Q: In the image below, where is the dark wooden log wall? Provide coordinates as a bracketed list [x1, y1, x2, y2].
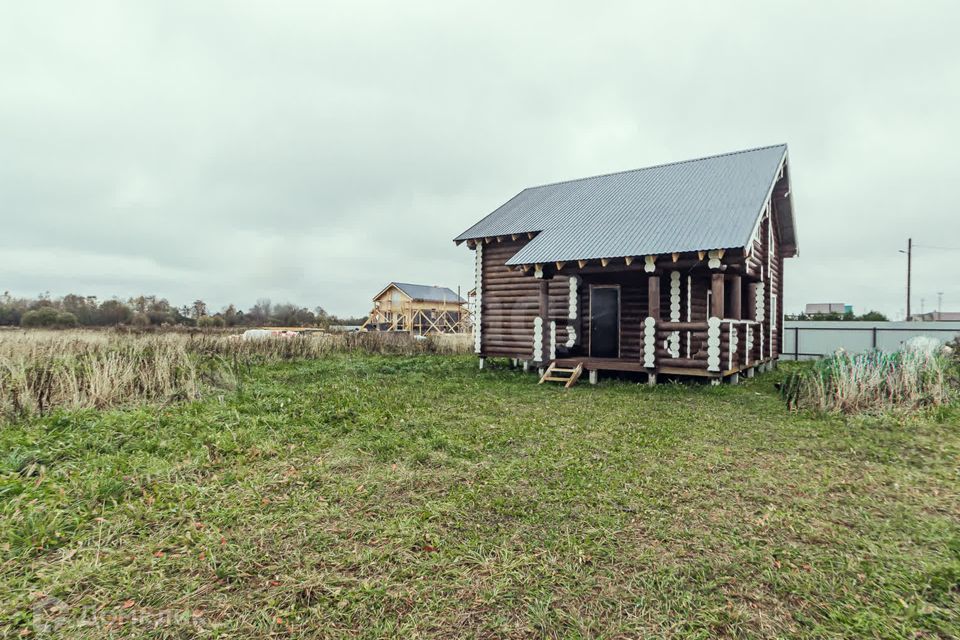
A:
[574, 272, 647, 360]
[659, 270, 710, 362]
[689, 274, 710, 322]
[770, 203, 784, 358]
[472, 208, 788, 367]
[478, 239, 569, 359]
[574, 268, 719, 362]
[753, 214, 769, 363]
[650, 270, 714, 324]
[741, 201, 785, 362]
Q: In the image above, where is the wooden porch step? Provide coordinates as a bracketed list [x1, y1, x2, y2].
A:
[538, 362, 584, 388]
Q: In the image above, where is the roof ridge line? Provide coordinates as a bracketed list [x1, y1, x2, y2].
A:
[525, 143, 788, 191]
[391, 281, 452, 287]
[392, 282, 461, 294]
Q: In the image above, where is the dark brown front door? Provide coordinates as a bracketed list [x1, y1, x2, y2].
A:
[590, 286, 619, 358]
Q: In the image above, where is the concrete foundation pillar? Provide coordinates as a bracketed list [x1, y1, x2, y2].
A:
[522, 360, 530, 373]
[588, 370, 598, 385]
[647, 373, 657, 387]
[478, 357, 485, 370]
[729, 373, 739, 385]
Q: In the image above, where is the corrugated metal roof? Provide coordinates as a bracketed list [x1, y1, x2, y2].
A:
[391, 282, 465, 303]
[453, 144, 792, 264]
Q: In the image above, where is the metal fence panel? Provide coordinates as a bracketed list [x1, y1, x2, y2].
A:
[782, 321, 960, 360]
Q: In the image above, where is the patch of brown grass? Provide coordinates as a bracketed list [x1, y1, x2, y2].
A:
[0, 330, 471, 420]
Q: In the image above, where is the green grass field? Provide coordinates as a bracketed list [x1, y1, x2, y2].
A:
[2, 355, 958, 638]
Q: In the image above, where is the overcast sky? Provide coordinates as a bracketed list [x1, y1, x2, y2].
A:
[2, 1, 958, 319]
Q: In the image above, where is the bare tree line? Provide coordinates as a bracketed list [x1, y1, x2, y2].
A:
[0, 292, 366, 329]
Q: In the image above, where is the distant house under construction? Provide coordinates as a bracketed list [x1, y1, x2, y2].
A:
[362, 282, 470, 335]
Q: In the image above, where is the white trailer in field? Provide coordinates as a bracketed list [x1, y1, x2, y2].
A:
[241, 329, 300, 340]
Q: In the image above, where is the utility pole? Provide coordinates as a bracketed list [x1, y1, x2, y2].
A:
[906, 238, 912, 321]
[938, 291, 944, 316]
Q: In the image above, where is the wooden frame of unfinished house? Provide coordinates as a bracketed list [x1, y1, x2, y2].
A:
[361, 282, 470, 335]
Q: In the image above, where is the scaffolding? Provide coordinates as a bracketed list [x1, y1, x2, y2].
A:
[361, 283, 471, 335]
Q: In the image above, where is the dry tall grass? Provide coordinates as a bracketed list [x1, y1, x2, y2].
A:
[0, 330, 471, 421]
[780, 348, 956, 414]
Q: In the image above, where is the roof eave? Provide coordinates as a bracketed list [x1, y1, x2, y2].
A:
[503, 245, 747, 267]
[742, 145, 798, 258]
[452, 188, 531, 243]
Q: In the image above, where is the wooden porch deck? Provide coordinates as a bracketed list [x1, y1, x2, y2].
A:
[550, 356, 775, 380]
[552, 357, 648, 373]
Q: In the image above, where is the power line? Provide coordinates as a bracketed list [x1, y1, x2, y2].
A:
[912, 244, 960, 252]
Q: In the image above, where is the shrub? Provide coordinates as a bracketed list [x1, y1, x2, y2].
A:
[20, 308, 79, 329]
[947, 335, 959, 361]
[20, 307, 61, 328]
[0, 304, 20, 326]
[55, 312, 78, 328]
[96, 300, 132, 325]
[131, 312, 151, 327]
[198, 315, 225, 328]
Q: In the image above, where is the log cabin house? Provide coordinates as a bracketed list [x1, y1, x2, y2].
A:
[361, 282, 470, 335]
[453, 144, 797, 385]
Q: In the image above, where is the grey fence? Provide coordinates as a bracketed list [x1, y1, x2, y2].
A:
[781, 321, 960, 361]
